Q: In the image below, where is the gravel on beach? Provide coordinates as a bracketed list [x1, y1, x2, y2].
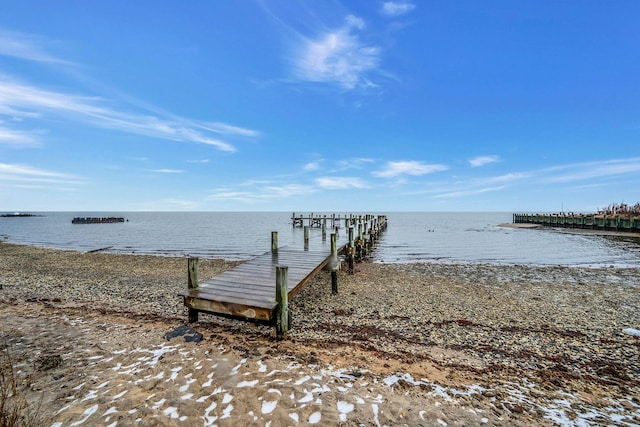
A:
[1, 241, 639, 425]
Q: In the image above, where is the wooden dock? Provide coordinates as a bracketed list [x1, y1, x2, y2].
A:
[179, 214, 387, 337]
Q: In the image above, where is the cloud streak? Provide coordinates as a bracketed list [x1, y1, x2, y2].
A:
[0, 29, 73, 65]
[541, 157, 640, 183]
[0, 162, 81, 185]
[381, 2, 416, 17]
[316, 176, 368, 189]
[208, 183, 315, 203]
[373, 160, 448, 178]
[0, 75, 258, 152]
[469, 155, 500, 168]
[0, 127, 42, 147]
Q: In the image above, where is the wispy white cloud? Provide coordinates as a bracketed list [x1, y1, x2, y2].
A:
[140, 198, 201, 211]
[373, 160, 448, 178]
[150, 169, 184, 174]
[0, 29, 260, 152]
[0, 29, 73, 65]
[208, 183, 315, 203]
[0, 162, 81, 185]
[334, 157, 375, 172]
[197, 122, 261, 138]
[304, 161, 321, 171]
[381, 2, 416, 17]
[426, 157, 640, 200]
[434, 186, 506, 199]
[316, 176, 368, 189]
[541, 157, 640, 183]
[469, 155, 500, 168]
[187, 159, 210, 164]
[0, 75, 258, 152]
[263, 184, 315, 197]
[476, 172, 530, 186]
[292, 15, 381, 90]
[0, 127, 41, 147]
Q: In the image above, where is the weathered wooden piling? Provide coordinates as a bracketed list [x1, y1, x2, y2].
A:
[275, 265, 289, 338]
[348, 226, 355, 274]
[271, 231, 278, 252]
[304, 225, 309, 249]
[187, 257, 199, 322]
[330, 233, 338, 294]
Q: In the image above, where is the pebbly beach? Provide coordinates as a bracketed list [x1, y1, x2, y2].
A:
[1, 241, 639, 426]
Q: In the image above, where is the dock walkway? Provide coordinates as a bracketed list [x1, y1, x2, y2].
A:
[179, 214, 387, 336]
[178, 244, 347, 323]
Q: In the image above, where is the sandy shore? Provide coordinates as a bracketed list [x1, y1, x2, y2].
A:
[1, 242, 639, 426]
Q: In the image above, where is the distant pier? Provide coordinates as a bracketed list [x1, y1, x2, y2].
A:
[513, 213, 640, 233]
[72, 217, 126, 224]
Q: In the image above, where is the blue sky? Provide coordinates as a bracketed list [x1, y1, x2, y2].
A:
[1, 1, 639, 212]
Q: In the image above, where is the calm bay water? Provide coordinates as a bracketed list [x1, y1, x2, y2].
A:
[1, 212, 640, 267]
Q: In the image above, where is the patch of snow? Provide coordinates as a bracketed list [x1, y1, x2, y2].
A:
[163, 406, 179, 419]
[179, 378, 197, 392]
[295, 375, 310, 385]
[298, 391, 314, 403]
[337, 401, 354, 422]
[308, 411, 321, 424]
[237, 379, 259, 388]
[221, 404, 234, 419]
[372, 403, 380, 427]
[623, 328, 640, 337]
[103, 407, 117, 416]
[151, 398, 166, 410]
[80, 389, 98, 402]
[111, 389, 128, 400]
[202, 372, 214, 387]
[262, 400, 278, 414]
[70, 404, 98, 426]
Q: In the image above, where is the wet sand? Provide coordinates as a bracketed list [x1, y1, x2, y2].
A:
[1, 242, 639, 426]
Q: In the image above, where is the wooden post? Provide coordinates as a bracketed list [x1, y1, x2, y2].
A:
[304, 225, 309, 249]
[275, 265, 289, 338]
[187, 257, 199, 323]
[271, 231, 278, 252]
[322, 218, 327, 240]
[330, 233, 338, 294]
[348, 226, 355, 274]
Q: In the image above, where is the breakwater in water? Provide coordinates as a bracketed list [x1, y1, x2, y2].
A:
[72, 217, 126, 224]
[513, 213, 640, 233]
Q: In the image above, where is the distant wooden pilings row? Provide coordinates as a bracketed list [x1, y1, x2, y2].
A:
[292, 212, 381, 229]
[71, 217, 126, 224]
[513, 213, 640, 232]
[293, 213, 388, 266]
